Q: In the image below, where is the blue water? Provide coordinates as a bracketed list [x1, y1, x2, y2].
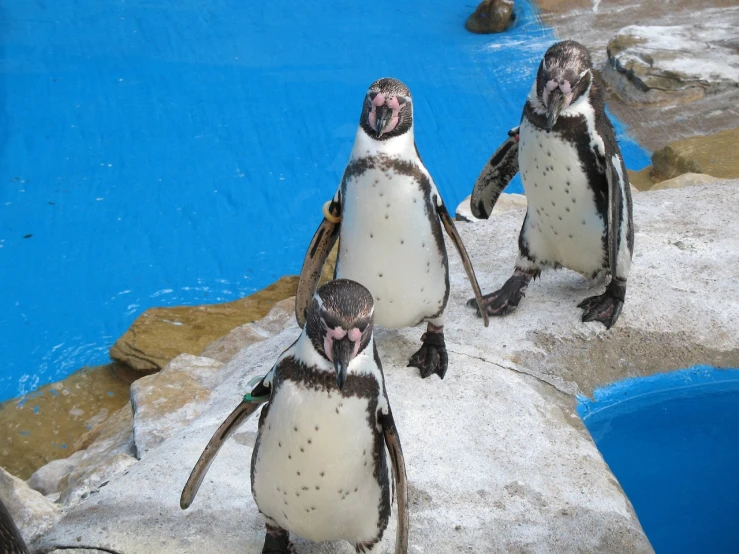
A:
[579, 366, 739, 554]
[0, 0, 650, 401]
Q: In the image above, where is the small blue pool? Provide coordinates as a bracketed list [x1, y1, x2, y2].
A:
[579, 366, 739, 554]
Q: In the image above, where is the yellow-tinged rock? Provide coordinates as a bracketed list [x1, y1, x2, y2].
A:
[651, 128, 739, 182]
[109, 275, 300, 372]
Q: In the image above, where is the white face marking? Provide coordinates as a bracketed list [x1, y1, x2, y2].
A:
[518, 118, 606, 276]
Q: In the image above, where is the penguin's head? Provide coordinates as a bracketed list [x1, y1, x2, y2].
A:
[536, 40, 593, 131]
[305, 279, 375, 389]
[360, 78, 413, 140]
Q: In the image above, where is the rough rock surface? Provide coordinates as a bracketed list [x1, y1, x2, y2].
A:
[604, 19, 739, 106]
[455, 182, 739, 395]
[31, 327, 652, 554]
[0, 468, 62, 546]
[650, 128, 739, 182]
[131, 355, 223, 458]
[29, 183, 739, 553]
[649, 173, 723, 190]
[109, 275, 299, 372]
[534, 0, 739, 151]
[201, 297, 296, 363]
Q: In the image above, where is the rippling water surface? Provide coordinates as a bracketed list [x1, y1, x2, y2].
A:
[0, 0, 649, 401]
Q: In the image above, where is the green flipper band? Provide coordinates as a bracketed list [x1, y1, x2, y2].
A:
[243, 374, 270, 404]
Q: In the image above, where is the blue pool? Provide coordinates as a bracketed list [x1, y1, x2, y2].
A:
[579, 366, 739, 554]
[0, 0, 649, 401]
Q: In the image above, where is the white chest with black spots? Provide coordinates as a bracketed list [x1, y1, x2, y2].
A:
[252, 380, 386, 544]
[518, 118, 606, 276]
[337, 158, 447, 329]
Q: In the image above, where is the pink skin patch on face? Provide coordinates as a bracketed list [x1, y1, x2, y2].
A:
[543, 79, 574, 110]
[322, 322, 362, 361]
[367, 93, 403, 136]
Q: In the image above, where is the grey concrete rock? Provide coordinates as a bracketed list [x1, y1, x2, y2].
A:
[0, 467, 62, 546]
[58, 452, 138, 507]
[201, 297, 296, 364]
[31, 324, 652, 553]
[604, 18, 739, 106]
[454, 181, 739, 395]
[31, 181, 739, 553]
[27, 450, 86, 496]
[131, 354, 222, 458]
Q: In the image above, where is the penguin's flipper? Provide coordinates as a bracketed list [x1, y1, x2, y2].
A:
[296, 199, 342, 328]
[578, 154, 630, 328]
[381, 408, 409, 554]
[180, 388, 269, 509]
[437, 202, 489, 327]
[470, 127, 520, 219]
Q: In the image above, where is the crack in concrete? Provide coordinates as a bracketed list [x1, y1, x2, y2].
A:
[446, 345, 579, 397]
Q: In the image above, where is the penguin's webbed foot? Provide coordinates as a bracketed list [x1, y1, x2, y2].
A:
[408, 326, 448, 379]
[467, 268, 537, 317]
[262, 524, 295, 554]
[578, 279, 626, 329]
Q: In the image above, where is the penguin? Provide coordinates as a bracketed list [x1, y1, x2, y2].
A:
[296, 77, 489, 380]
[181, 279, 409, 554]
[468, 40, 634, 328]
[0, 498, 29, 554]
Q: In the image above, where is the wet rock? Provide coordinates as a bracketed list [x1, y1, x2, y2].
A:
[0, 467, 62, 545]
[465, 0, 515, 34]
[110, 275, 299, 372]
[651, 128, 739, 182]
[604, 21, 739, 106]
[0, 363, 132, 481]
[626, 167, 654, 192]
[130, 355, 222, 458]
[28, 404, 136, 509]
